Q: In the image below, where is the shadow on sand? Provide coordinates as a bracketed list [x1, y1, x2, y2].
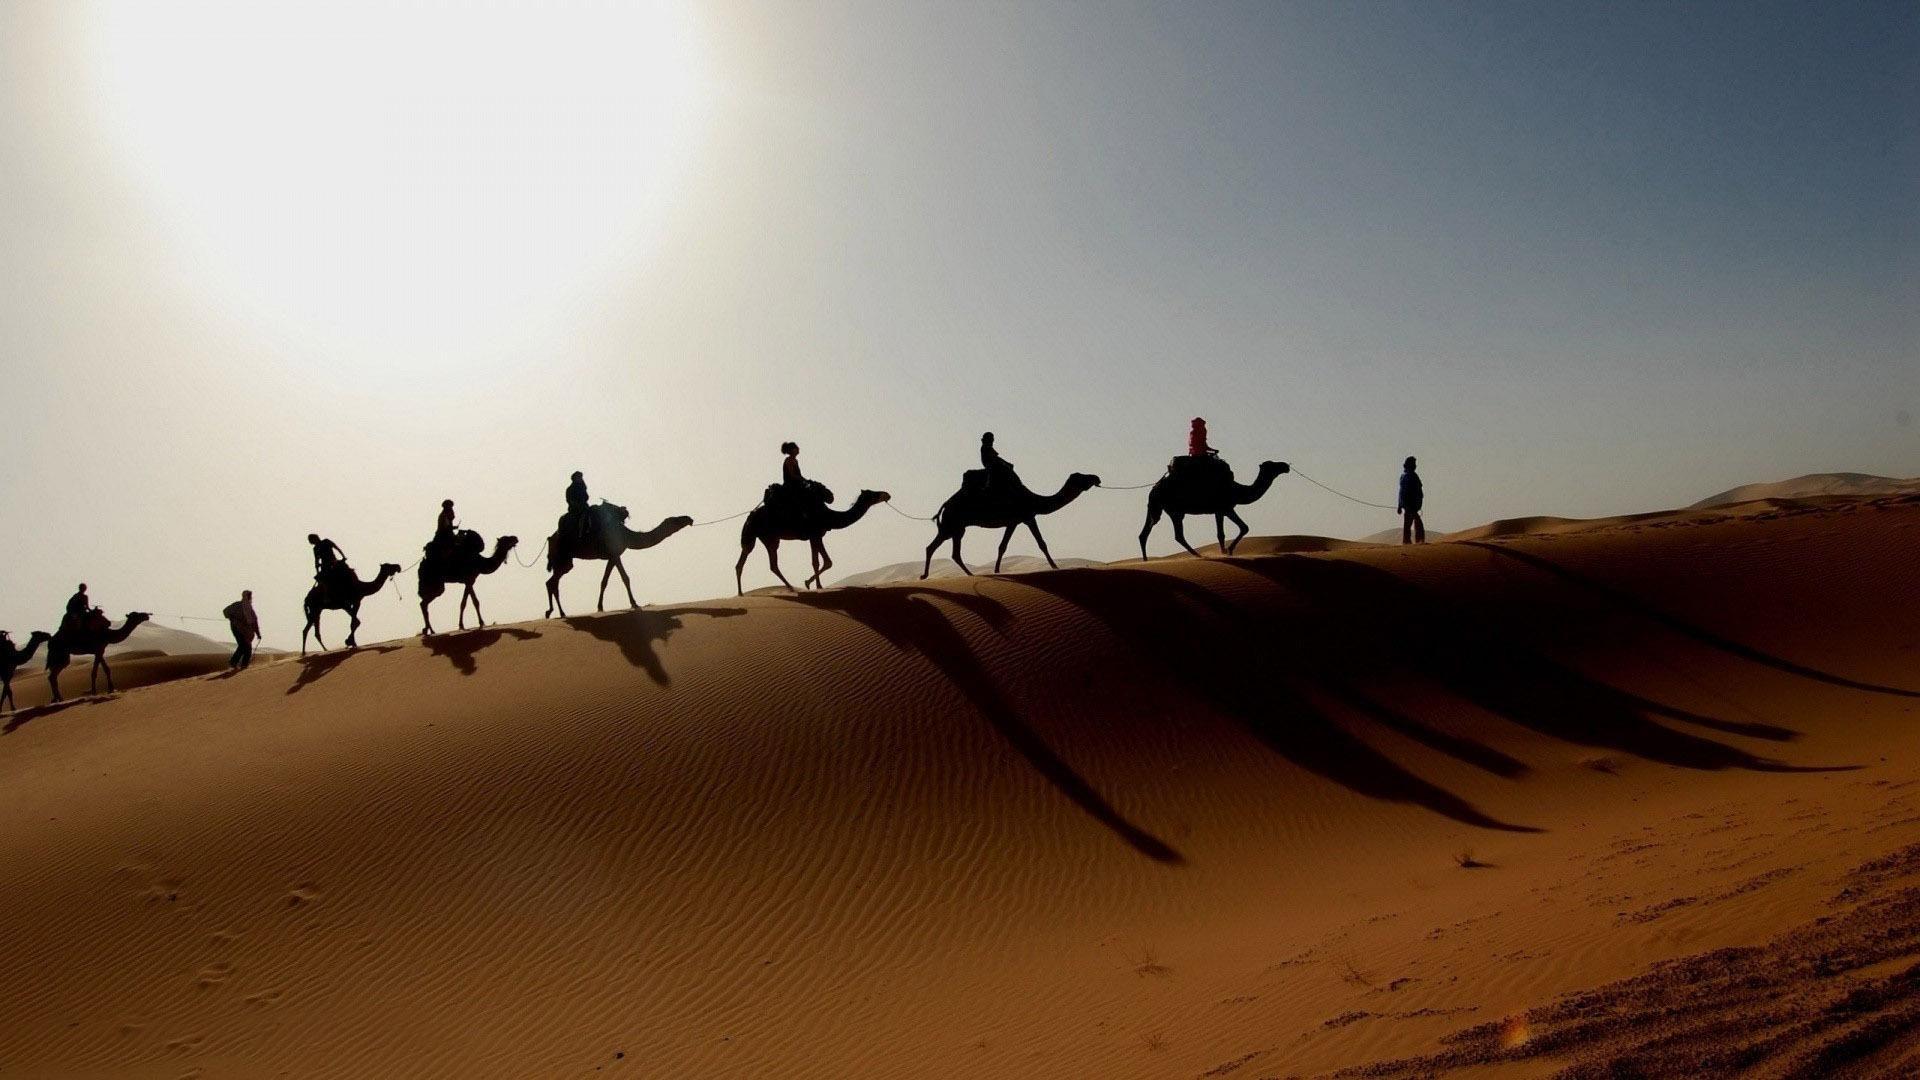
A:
[1012, 568, 1542, 834]
[1214, 556, 1853, 775]
[425, 627, 542, 676]
[560, 607, 748, 685]
[780, 587, 1187, 866]
[1460, 540, 1920, 699]
[287, 646, 401, 696]
[3, 695, 110, 735]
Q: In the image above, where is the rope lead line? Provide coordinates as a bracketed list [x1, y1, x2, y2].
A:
[884, 502, 938, 522]
[1290, 468, 1397, 511]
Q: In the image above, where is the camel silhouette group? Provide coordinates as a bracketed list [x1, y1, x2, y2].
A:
[3, 441, 1301, 697]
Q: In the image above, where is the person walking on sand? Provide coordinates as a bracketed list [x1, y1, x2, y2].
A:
[223, 589, 262, 670]
[1398, 455, 1426, 544]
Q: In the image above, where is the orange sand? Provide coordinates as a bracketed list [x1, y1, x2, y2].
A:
[1, 494, 1916, 1077]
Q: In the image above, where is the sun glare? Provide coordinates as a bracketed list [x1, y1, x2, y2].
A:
[85, 1, 707, 361]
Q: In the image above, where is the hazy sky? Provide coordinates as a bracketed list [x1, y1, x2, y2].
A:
[2, 0, 1915, 649]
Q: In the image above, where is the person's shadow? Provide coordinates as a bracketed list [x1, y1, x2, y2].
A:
[780, 586, 1187, 865]
[425, 627, 542, 676]
[561, 606, 747, 685]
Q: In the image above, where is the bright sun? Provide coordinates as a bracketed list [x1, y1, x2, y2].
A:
[85, 1, 707, 359]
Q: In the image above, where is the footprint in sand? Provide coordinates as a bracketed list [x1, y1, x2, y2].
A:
[194, 962, 233, 989]
[244, 987, 285, 1007]
[285, 883, 321, 908]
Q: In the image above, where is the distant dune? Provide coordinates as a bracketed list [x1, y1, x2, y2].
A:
[2, 492, 1917, 1076]
[1689, 471, 1920, 509]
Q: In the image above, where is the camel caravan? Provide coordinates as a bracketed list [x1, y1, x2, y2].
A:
[5, 421, 1305, 703]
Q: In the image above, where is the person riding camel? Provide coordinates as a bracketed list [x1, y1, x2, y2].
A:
[775, 441, 828, 518]
[309, 534, 347, 591]
[60, 583, 90, 637]
[966, 432, 1019, 495]
[566, 472, 591, 539]
[1188, 417, 1217, 458]
[430, 500, 459, 560]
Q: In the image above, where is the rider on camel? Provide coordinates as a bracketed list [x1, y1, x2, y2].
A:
[61, 583, 91, 637]
[309, 534, 347, 589]
[566, 472, 590, 539]
[1189, 417, 1217, 458]
[966, 432, 1019, 495]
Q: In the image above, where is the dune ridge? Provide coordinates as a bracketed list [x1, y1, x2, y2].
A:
[0, 495, 1916, 1077]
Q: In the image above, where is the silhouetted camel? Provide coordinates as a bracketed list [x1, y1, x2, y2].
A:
[302, 563, 402, 655]
[417, 532, 519, 634]
[46, 612, 150, 702]
[736, 488, 891, 594]
[1, 631, 51, 712]
[922, 472, 1101, 578]
[1139, 459, 1289, 559]
[544, 502, 693, 618]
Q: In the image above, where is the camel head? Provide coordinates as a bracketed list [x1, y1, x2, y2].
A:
[125, 612, 152, 628]
[494, 535, 520, 553]
[1258, 461, 1291, 477]
[854, 490, 892, 508]
[1067, 472, 1102, 492]
[667, 515, 695, 529]
[29, 630, 52, 643]
[378, 562, 404, 577]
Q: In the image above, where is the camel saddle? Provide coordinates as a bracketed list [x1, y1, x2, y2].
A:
[424, 528, 484, 562]
[763, 480, 835, 514]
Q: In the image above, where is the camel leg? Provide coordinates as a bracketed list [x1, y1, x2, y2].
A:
[597, 560, 617, 612]
[994, 526, 1016, 573]
[950, 532, 971, 576]
[546, 568, 567, 619]
[346, 604, 360, 649]
[1138, 503, 1164, 561]
[813, 542, 833, 588]
[1225, 509, 1250, 555]
[1026, 519, 1056, 569]
[1215, 514, 1227, 552]
[465, 585, 486, 628]
[1, 676, 10, 713]
[611, 557, 638, 610]
[764, 539, 798, 592]
[735, 541, 754, 597]
[1169, 513, 1202, 558]
[922, 526, 951, 580]
[421, 598, 435, 637]
[47, 663, 61, 704]
[94, 653, 115, 695]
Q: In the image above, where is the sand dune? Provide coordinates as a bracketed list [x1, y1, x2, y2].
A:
[1691, 471, 1920, 509]
[1, 494, 1917, 1077]
[835, 554, 1104, 587]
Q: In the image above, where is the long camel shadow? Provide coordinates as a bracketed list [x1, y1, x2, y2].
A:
[1460, 540, 1920, 699]
[3, 696, 109, 735]
[1012, 568, 1539, 833]
[560, 606, 747, 686]
[1223, 556, 1851, 774]
[778, 587, 1186, 865]
[425, 627, 542, 676]
[287, 646, 401, 696]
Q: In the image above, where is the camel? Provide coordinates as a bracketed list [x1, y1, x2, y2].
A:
[2, 631, 51, 712]
[735, 486, 892, 595]
[544, 502, 693, 618]
[302, 563, 402, 655]
[1138, 458, 1290, 559]
[417, 532, 519, 635]
[45, 612, 151, 702]
[921, 472, 1101, 578]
